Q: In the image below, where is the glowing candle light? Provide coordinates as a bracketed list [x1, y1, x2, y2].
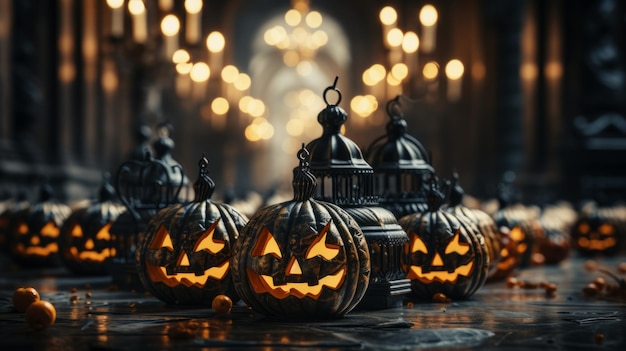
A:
[161, 15, 180, 60]
[159, 0, 173, 11]
[206, 31, 225, 74]
[185, 0, 202, 45]
[128, 0, 147, 43]
[190, 62, 210, 101]
[106, 0, 124, 38]
[419, 4, 438, 54]
[445, 59, 464, 102]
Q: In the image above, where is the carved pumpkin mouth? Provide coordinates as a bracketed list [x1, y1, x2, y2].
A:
[69, 247, 113, 262]
[247, 267, 346, 299]
[17, 243, 58, 256]
[146, 260, 230, 288]
[578, 237, 617, 250]
[407, 262, 474, 284]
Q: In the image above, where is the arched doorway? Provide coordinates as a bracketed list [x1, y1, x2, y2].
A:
[244, 5, 351, 193]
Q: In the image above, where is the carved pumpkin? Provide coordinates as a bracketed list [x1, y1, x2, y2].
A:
[0, 190, 29, 253]
[399, 181, 488, 300]
[445, 174, 503, 280]
[571, 205, 625, 256]
[9, 185, 71, 267]
[493, 204, 542, 267]
[59, 178, 126, 275]
[136, 156, 248, 305]
[231, 147, 370, 319]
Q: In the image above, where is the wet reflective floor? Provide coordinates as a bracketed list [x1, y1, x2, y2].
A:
[1, 254, 624, 350]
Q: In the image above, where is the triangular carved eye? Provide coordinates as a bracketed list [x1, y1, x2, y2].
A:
[71, 224, 83, 238]
[577, 222, 590, 234]
[410, 233, 428, 254]
[40, 222, 60, 238]
[444, 230, 470, 255]
[194, 219, 225, 254]
[305, 221, 340, 260]
[96, 223, 113, 240]
[252, 227, 282, 259]
[150, 224, 174, 251]
[599, 223, 614, 236]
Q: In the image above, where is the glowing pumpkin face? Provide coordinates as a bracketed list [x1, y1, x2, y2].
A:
[137, 155, 247, 306]
[145, 219, 231, 288]
[13, 221, 60, 258]
[231, 146, 370, 319]
[407, 230, 475, 284]
[573, 218, 618, 254]
[399, 207, 488, 301]
[247, 221, 347, 300]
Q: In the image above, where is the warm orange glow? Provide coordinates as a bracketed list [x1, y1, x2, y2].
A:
[408, 261, 474, 284]
[578, 237, 617, 250]
[40, 222, 60, 238]
[410, 234, 428, 254]
[252, 228, 282, 259]
[509, 227, 525, 242]
[146, 260, 230, 288]
[444, 231, 470, 255]
[577, 222, 590, 234]
[71, 224, 83, 237]
[150, 225, 174, 251]
[286, 256, 303, 276]
[599, 223, 615, 235]
[194, 220, 225, 254]
[248, 267, 346, 300]
[96, 223, 113, 240]
[305, 222, 339, 260]
[17, 222, 28, 235]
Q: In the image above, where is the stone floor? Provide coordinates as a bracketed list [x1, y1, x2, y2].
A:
[0, 253, 624, 350]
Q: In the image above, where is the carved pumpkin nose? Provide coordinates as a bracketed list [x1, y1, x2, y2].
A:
[85, 239, 95, 250]
[286, 256, 302, 276]
[30, 236, 40, 245]
[431, 253, 444, 266]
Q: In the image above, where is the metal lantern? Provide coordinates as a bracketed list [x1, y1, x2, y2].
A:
[366, 95, 434, 219]
[108, 127, 190, 289]
[305, 78, 410, 309]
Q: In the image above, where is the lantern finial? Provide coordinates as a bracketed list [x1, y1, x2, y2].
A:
[293, 144, 317, 201]
[426, 176, 445, 212]
[194, 154, 216, 201]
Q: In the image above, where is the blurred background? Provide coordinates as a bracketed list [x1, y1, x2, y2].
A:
[0, 0, 624, 207]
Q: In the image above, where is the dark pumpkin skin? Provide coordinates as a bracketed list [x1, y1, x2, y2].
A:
[231, 198, 370, 319]
[399, 209, 489, 300]
[232, 145, 370, 319]
[59, 200, 125, 275]
[448, 205, 503, 280]
[136, 200, 247, 305]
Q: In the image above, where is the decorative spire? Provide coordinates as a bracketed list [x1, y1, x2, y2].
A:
[318, 76, 347, 134]
[98, 172, 117, 202]
[447, 172, 464, 207]
[292, 144, 317, 201]
[193, 154, 216, 201]
[425, 176, 445, 212]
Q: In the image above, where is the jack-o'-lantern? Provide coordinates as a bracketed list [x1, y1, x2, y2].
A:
[0, 190, 29, 253]
[9, 184, 71, 267]
[571, 208, 622, 255]
[136, 156, 248, 305]
[231, 146, 370, 319]
[493, 204, 542, 267]
[446, 174, 503, 280]
[399, 181, 488, 300]
[59, 178, 125, 275]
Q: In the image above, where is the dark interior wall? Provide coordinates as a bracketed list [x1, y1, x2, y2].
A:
[0, 0, 625, 205]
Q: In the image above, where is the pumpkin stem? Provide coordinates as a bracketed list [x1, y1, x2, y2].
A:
[194, 154, 216, 202]
[292, 144, 317, 201]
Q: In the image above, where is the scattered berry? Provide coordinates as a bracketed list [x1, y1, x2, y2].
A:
[212, 295, 233, 314]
